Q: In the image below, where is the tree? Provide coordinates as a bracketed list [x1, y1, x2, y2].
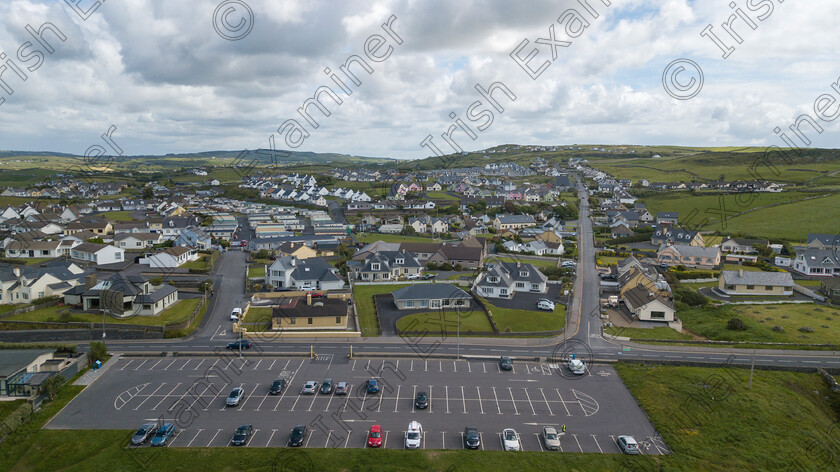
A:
[673, 287, 707, 307]
[726, 317, 747, 331]
[40, 374, 65, 400]
[88, 341, 108, 367]
[142, 187, 153, 199]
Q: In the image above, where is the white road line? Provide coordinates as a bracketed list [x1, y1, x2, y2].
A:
[410, 360, 414, 372]
[267, 429, 277, 447]
[412, 385, 417, 413]
[324, 390, 336, 412]
[187, 383, 214, 412]
[186, 429, 204, 447]
[290, 395, 301, 412]
[152, 383, 182, 410]
[592, 435, 603, 453]
[254, 392, 271, 411]
[425, 360, 428, 372]
[483, 362, 487, 374]
[394, 385, 401, 413]
[150, 359, 163, 370]
[508, 387, 519, 415]
[268, 359, 277, 370]
[192, 359, 205, 371]
[441, 431, 446, 449]
[344, 431, 352, 448]
[133, 360, 148, 371]
[492, 387, 502, 414]
[453, 361, 457, 373]
[535, 433, 544, 452]
[523, 388, 536, 415]
[283, 359, 291, 369]
[572, 433, 582, 452]
[428, 385, 433, 413]
[119, 359, 133, 370]
[238, 384, 259, 410]
[253, 359, 262, 370]
[539, 388, 554, 416]
[445, 386, 450, 414]
[207, 428, 222, 447]
[205, 383, 228, 411]
[383, 431, 389, 449]
[133, 383, 166, 410]
[323, 431, 331, 448]
[352, 359, 357, 370]
[556, 389, 571, 416]
[461, 386, 467, 414]
[307, 393, 318, 412]
[476, 387, 485, 414]
[439, 361, 443, 372]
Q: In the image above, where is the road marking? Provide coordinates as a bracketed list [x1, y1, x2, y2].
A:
[150, 359, 163, 370]
[525, 363, 531, 375]
[476, 387, 484, 414]
[453, 360, 457, 372]
[265, 428, 277, 447]
[483, 362, 487, 374]
[366, 360, 370, 371]
[282, 359, 290, 369]
[133, 383, 165, 410]
[377, 389, 383, 413]
[186, 429, 203, 447]
[192, 359, 205, 371]
[383, 430, 389, 448]
[133, 359, 148, 370]
[539, 388, 554, 416]
[412, 385, 417, 413]
[428, 385, 433, 413]
[511, 363, 516, 374]
[467, 361, 471, 373]
[556, 389, 572, 416]
[207, 428, 222, 447]
[508, 387, 519, 415]
[352, 359, 357, 370]
[344, 431, 352, 448]
[535, 433, 544, 452]
[290, 395, 301, 412]
[592, 435, 603, 453]
[152, 383, 181, 410]
[187, 383, 215, 412]
[439, 361, 443, 372]
[324, 390, 336, 412]
[307, 392, 318, 412]
[425, 360, 428, 372]
[394, 385, 401, 413]
[323, 430, 331, 448]
[238, 384, 259, 410]
[492, 386, 502, 414]
[304, 431, 313, 448]
[572, 433, 582, 452]
[479, 432, 485, 450]
[179, 359, 191, 370]
[523, 388, 537, 415]
[461, 386, 467, 414]
[342, 386, 352, 412]
[410, 360, 414, 372]
[163, 359, 178, 370]
[359, 392, 367, 412]
[205, 383, 228, 411]
[441, 431, 446, 449]
[254, 391, 271, 411]
[253, 359, 262, 370]
[445, 386, 450, 414]
[268, 359, 277, 370]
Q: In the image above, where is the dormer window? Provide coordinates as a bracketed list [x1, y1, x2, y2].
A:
[396, 258, 404, 265]
[488, 276, 498, 283]
[520, 271, 528, 277]
[371, 263, 380, 271]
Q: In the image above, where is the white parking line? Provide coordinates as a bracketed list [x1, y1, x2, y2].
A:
[441, 431, 446, 449]
[307, 393, 318, 412]
[304, 432, 313, 448]
[163, 359, 178, 370]
[492, 387, 502, 414]
[425, 360, 428, 372]
[205, 383, 228, 411]
[323, 431, 331, 448]
[187, 383, 215, 412]
[535, 433, 544, 451]
[523, 388, 536, 415]
[412, 385, 417, 413]
[133, 382, 166, 410]
[253, 359, 262, 370]
[453, 361, 457, 373]
[359, 392, 367, 412]
[467, 361, 472, 373]
[133, 360, 148, 371]
[445, 386, 450, 414]
[572, 433, 582, 452]
[428, 385, 433, 413]
[410, 360, 414, 372]
[525, 363, 531, 375]
[555, 389, 571, 416]
[150, 359, 163, 370]
[508, 387, 519, 415]
[479, 432, 485, 450]
[342, 386, 352, 412]
[439, 361, 443, 372]
[267, 429, 278, 447]
[238, 384, 259, 410]
[178, 359, 190, 370]
[344, 431, 352, 448]
[119, 359, 133, 370]
[383, 431, 389, 448]
[609, 434, 623, 453]
[352, 359, 357, 370]
[192, 359, 205, 371]
[461, 386, 467, 414]
[186, 429, 203, 447]
[290, 395, 301, 412]
[152, 383, 182, 410]
[268, 359, 277, 370]
[394, 385, 401, 413]
[254, 391, 271, 411]
[539, 388, 554, 416]
[476, 387, 484, 414]
[592, 435, 603, 453]
[207, 428, 222, 447]
[483, 362, 487, 374]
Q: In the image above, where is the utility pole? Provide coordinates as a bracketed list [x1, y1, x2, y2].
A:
[456, 306, 460, 360]
[749, 349, 755, 390]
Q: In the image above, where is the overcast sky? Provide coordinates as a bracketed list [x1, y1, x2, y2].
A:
[0, 0, 838, 160]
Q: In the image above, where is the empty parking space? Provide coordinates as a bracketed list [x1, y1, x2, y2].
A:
[49, 356, 665, 454]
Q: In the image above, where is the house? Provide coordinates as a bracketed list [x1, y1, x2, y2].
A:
[492, 214, 536, 231]
[391, 283, 471, 310]
[820, 277, 840, 304]
[174, 228, 212, 250]
[610, 224, 634, 239]
[69, 242, 125, 265]
[656, 212, 679, 225]
[428, 244, 483, 270]
[657, 244, 721, 270]
[426, 182, 442, 191]
[791, 248, 840, 277]
[347, 250, 423, 281]
[619, 266, 670, 298]
[475, 261, 548, 298]
[651, 226, 704, 247]
[408, 216, 449, 234]
[719, 237, 769, 254]
[113, 233, 163, 250]
[623, 285, 676, 322]
[0, 261, 86, 305]
[718, 269, 794, 296]
[70, 273, 179, 316]
[138, 246, 199, 268]
[554, 175, 572, 190]
[265, 256, 344, 290]
[4, 239, 64, 259]
[271, 296, 349, 331]
[807, 233, 840, 249]
[277, 242, 317, 260]
[0, 349, 59, 397]
[397, 242, 442, 262]
[63, 218, 113, 236]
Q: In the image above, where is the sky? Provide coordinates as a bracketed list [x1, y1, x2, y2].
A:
[0, 0, 838, 160]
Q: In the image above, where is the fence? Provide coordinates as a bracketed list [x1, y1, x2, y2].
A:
[471, 295, 499, 334]
[0, 299, 62, 320]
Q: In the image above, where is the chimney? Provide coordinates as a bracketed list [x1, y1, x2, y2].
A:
[306, 292, 312, 306]
[85, 273, 97, 289]
[739, 268, 743, 277]
[13, 267, 21, 278]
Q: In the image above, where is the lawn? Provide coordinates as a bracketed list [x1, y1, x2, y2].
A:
[481, 298, 566, 333]
[3, 364, 837, 471]
[491, 255, 558, 269]
[606, 325, 694, 340]
[595, 256, 623, 267]
[0, 257, 55, 265]
[0, 399, 25, 423]
[100, 211, 135, 222]
[356, 233, 445, 244]
[5, 298, 202, 327]
[181, 254, 213, 272]
[248, 265, 265, 278]
[352, 283, 411, 336]
[722, 263, 763, 272]
[707, 193, 840, 241]
[424, 191, 459, 202]
[395, 309, 493, 334]
[680, 303, 840, 346]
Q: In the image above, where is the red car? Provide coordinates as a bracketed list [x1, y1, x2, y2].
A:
[367, 425, 382, 448]
[307, 292, 326, 299]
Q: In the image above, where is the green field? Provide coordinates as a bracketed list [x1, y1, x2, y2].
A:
[424, 191, 459, 201]
[4, 298, 202, 327]
[248, 265, 265, 278]
[492, 256, 558, 269]
[352, 283, 412, 336]
[356, 233, 445, 244]
[396, 309, 493, 334]
[482, 298, 566, 333]
[680, 303, 840, 346]
[606, 325, 694, 340]
[100, 211, 135, 222]
[0, 399, 25, 423]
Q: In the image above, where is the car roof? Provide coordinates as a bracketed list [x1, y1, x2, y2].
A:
[408, 421, 421, 429]
[619, 435, 638, 444]
[370, 425, 381, 431]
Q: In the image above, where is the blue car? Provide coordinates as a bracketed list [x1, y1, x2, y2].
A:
[366, 379, 380, 394]
[150, 423, 175, 446]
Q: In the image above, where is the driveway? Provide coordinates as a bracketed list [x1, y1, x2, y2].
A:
[485, 284, 565, 311]
[374, 294, 484, 336]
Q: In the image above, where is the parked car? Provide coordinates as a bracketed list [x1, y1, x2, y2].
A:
[464, 426, 480, 449]
[288, 424, 307, 447]
[150, 423, 175, 447]
[367, 424, 383, 448]
[542, 426, 562, 450]
[320, 378, 334, 394]
[299, 284, 314, 291]
[405, 421, 423, 449]
[568, 354, 586, 375]
[537, 300, 555, 311]
[406, 273, 420, 280]
[268, 379, 287, 395]
[617, 435, 640, 454]
[307, 292, 325, 298]
[499, 356, 513, 371]
[230, 307, 242, 321]
[422, 273, 437, 280]
[366, 379, 380, 394]
[231, 424, 253, 446]
[301, 381, 318, 395]
[130, 423, 157, 445]
[335, 381, 349, 395]
[225, 339, 251, 350]
[226, 387, 244, 406]
[415, 391, 429, 409]
[502, 428, 520, 451]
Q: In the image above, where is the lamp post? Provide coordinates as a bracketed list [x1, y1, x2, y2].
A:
[456, 305, 460, 360]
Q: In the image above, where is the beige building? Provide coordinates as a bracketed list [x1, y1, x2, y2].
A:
[657, 244, 720, 270]
[718, 269, 794, 296]
[271, 296, 349, 330]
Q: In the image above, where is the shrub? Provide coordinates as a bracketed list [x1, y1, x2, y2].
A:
[88, 341, 108, 366]
[674, 288, 708, 307]
[772, 326, 784, 333]
[799, 327, 814, 333]
[727, 317, 748, 331]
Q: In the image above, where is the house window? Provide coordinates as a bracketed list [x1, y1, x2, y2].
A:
[419, 300, 428, 308]
[290, 318, 296, 325]
[38, 292, 44, 298]
[405, 301, 414, 308]
[488, 276, 498, 283]
[765, 286, 774, 291]
[746, 285, 755, 290]
[396, 258, 404, 265]
[499, 289, 508, 296]
[650, 311, 666, 319]
[371, 263, 380, 271]
[520, 271, 528, 277]
[515, 282, 525, 288]
[308, 318, 313, 325]
[726, 285, 735, 290]
[336, 317, 341, 324]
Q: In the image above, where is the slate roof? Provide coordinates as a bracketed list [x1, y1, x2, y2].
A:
[134, 284, 178, 304]
[392, 283, 471, 301]
[477, 261, 547, 289]
[720, 270, 794, 287]
[623, 285, 674, 311]
[0, 350, 52, 378]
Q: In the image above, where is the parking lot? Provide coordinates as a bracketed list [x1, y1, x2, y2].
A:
[47, 354, 667, 454]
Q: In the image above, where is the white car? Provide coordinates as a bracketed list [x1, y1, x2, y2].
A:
[405, 421, 423, 449]
[406, 273, 420, 280]
[568, 354, 586, 375]
[537, 300, 555, 311]
[230, 307, 242, 321]
[502, 428, 520, 451]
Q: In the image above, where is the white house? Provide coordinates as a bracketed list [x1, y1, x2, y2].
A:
[265, 256, 345, 291]
[69, 242, 125, 265]
[139, 246, 199, 269]
[623, 285, 675, 322]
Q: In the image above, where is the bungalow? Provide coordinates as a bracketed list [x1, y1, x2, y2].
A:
[392, 283, 471, 310]
[271, 296, 349, 331]
[807, 233, 840, 249]
[138, 246, 198, 269]
[63, 219, 113, 236]
[623, 285, 676, 322]
[73, 273, 179, 316]
[820, 277, 840, 304]
[719, 237, 769, 254]
[718, 269, 794, 296]
[276, 241, 317, 260]
[791, 248, 840, 277]
[610, 224, 634, 239]
[174, 228, 212, 250]
[70, 242, 125, 265]
[428, 245, 483, 270]
[657, 244, 721, 270]
[4, 239, 64, 259]
[493, 214, 536, 231]
[475, 261, 548, 298]
[651, 226, 704, 247]
[656, 212, 679, 225]
[0, 261, 85, 305]
[114, 233, 163, 250]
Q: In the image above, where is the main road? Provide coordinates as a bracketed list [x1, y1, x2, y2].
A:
[96, 179, 840, 372]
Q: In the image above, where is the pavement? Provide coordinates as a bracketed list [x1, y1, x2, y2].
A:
[73, 354, 121, 386]
[487, 285, 565, 311]
[375, 296, 485, 336]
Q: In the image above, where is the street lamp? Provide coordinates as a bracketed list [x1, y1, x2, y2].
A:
[456, 305, 460, 359]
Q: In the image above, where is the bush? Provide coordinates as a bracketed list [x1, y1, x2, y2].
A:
[674, 288, 708, 307]
[727, 317, 748, 331]
[88, 341, 108, 367]
[799, 326, 814, 333]
[149, 277, 163, 286]
[58, 311, 72, 323]
[772, 326, 784, 333]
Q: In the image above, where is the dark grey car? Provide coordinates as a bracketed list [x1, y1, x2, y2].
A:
[130, 423, 157, 445]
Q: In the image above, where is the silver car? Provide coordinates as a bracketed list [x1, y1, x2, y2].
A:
[301, 380, 318, 394]
[542, 426, 561, 451]
[617, 435, 640, 455]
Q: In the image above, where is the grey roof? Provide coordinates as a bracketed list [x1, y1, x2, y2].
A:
[807, 233, 840, 247]
[495, 214, 535, 225]
[0, 349, 52, 378]
[392, 283, 470, 301]
[269, 256, 342, 283]
[659, 244, 720, 259]
[624, 285, 674, 311]
[134, 284, 178, 304]
[652, 226, 698, 244]
[358, 250, 422, 273]
[796, 248, 840, 268]
[0, 261, 85, 283]
[720, 270, 794, 287]
[477, 261, 547, 289]
[657, 212, 678, 218]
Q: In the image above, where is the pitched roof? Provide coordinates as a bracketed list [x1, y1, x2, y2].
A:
[659, 244, 719, 258]
[720, 270, 794, 287]
[623, 285, 674, 312]
[392, 283, 471, 301]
